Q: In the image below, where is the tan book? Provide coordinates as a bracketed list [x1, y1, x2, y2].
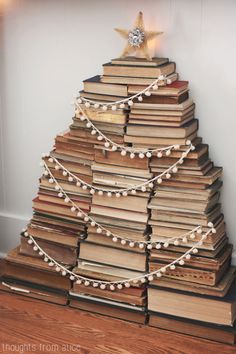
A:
[148, 280, 236, 326]
[126, 119, 198, 138]
[79, 242, 147, 271]
[128, 80, 189, 96]
[75, 260, 145, 283]
[128, 115, 193, 127]
[26, 224, 80, 247]
[150, 244, 232, 272]
[83, 75, 128, 97]
[92, 193, 148, 213]
[150, 204, 222, 226]
[149, 192, 220, 213]
[149, 266, 236, 298]
[90, 204, 148, 224]
[94, 146, 149, 170]
[3, 247, 71, 290]
[72, 283, 146, 306]
[124, 131, 197, 146]
[101, 72, 178, 85]
[111, 57, 169, 67]
[69, 293, 146, 324]
[103, 62, 176, 78]
[20, 236, 77, 266]
[92, 162, 152, 179]
[132, 98, 193, 111]
[75, 105, 127, 125]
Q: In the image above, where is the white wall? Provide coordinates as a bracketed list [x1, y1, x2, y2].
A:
[0, 0, 236, 262]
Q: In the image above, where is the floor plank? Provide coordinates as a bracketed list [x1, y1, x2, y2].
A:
[0, 291, 235, 354]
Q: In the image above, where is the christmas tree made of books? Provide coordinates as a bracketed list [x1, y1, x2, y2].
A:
[1, 12, 236, 345]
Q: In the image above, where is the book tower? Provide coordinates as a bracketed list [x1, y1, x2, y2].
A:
[1, 13, 236, 345]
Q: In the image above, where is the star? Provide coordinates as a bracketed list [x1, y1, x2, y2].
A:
[114, 12, 163, 61]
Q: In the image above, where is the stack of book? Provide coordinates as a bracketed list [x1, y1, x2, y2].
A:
[1, 55, 235, 344]
[141, 82, 236, 344]
[1, 108, 100, 303]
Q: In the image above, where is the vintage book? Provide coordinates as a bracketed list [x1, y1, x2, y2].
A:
[92, 162, 152, 179]
[83, 75, 128, 96]
[148, 280, 236, 326]
[148, 266, 236, 297]
[72, 283, 146, 306]
[79, 242, 147, 271]
[20, 235, 78, 266]
[31, 212, 85, 232]
[0, 277, 68, 305]
[74, 260, 145, 284]
[149, 260, 230, 287]
[132, 98, 193, 111]
[103, 62, 176, 78]
[150, 203, 222, 226]
[69, 292, 147, 324]
[149, 192, 220, 213]
[128, 81, 189, 96]
[126, 119, 198, 138]
[25, 223, 81, 247]
[85, 232, 145, 252]
[111, 57, 169, 67]
[92, 193, 148, 213]
[94, 146, 149, 170]
[3, 248, 71, 290]
[124, 131, 197, 146]
[75, 106, 127, 125]
[69, 126, 124, 144]
[71, 120, 125, 135]
[129, 91, 189, 104]
[149, 312, 236, 345]
[33, 197, 89, 219]
[79, 91, 127, 103]
[90, 204, 149, 225]
[101, 72, 178, 85]
[128, 115, 193, 127]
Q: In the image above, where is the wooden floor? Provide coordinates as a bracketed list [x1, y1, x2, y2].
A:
[0, 292, 235, 354]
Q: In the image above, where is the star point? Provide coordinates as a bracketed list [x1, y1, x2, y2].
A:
[114, 12, 163, 61]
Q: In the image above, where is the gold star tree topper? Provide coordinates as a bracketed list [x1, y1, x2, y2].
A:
[115, 12, 163, 61]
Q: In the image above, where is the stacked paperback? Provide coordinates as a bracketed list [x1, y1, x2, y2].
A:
[1, 56, 236, 344]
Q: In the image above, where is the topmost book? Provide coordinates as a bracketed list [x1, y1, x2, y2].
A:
[111, 57, 169, 67]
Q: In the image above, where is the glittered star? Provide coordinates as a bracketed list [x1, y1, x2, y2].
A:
[114, 12, 163, 61]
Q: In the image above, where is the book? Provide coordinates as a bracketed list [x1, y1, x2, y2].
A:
[69, 292, 147, 324]
[0, 277, 68, 305]
[20, 235, 78, 266]
[126, 119, 198, 138]
[94, 146, 149, 170]
[83, 75, 128, 97]
[128, 81, 189, 96]
[111, 57, 169, 67]
[124, 131, 197, 146]
[132, 98, 194, 111]
[101, 72, 178, 85]
[72, 283, 146, 306]
[75, 105, 127, 125]
[74, 260, 145, 283]
[148, 279, 236, 326]
[79, 242, 147, 271]
[103, 62, 176, 78]
[149, 311, 236, 345]
[3, 247, 71, 290]
[148, 266, 236, 297]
